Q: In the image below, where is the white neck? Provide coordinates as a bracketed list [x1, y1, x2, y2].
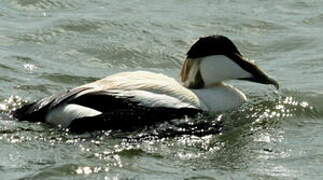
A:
[192, 83, 247, 111]
[199, 55, 252, 87]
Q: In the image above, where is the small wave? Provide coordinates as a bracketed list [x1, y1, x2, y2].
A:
[11, 0, 79, 11]
[57, 19, 109, 33]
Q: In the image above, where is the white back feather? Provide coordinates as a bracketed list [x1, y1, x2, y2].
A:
[80, 71, 202, 108]
[110, 90, 197, 109]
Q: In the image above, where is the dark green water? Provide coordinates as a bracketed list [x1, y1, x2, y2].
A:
[1, 0, 323, 179]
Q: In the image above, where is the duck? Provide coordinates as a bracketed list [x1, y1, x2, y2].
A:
[13, 35, 279, 133]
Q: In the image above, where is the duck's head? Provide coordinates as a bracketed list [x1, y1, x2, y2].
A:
[180, 35, 279, 89]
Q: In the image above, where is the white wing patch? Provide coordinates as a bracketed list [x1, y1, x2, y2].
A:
[46, 104, 102, 128]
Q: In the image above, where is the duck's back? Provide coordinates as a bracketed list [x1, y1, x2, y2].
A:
[80, 71, 201, 107]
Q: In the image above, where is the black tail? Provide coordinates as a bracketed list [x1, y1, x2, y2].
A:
[12, 102, 48, 122]
[12, 87, 88, 122]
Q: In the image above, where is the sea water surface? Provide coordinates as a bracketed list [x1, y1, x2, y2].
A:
[1, 0, 323, 179]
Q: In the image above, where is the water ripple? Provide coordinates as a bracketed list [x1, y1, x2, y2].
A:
[11, 0, 79, 11]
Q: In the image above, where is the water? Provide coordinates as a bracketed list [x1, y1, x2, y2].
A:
[1, 0, 323, 179]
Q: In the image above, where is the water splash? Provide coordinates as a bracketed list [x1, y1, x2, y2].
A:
[0, 95, 28, 116]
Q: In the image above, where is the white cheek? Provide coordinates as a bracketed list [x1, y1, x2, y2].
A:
[199, 55, 251, 85]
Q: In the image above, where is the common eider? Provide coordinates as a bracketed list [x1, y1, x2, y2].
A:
[13, 35, 279, 133]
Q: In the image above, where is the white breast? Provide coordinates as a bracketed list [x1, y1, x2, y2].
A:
[192, 83, 247, 111]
